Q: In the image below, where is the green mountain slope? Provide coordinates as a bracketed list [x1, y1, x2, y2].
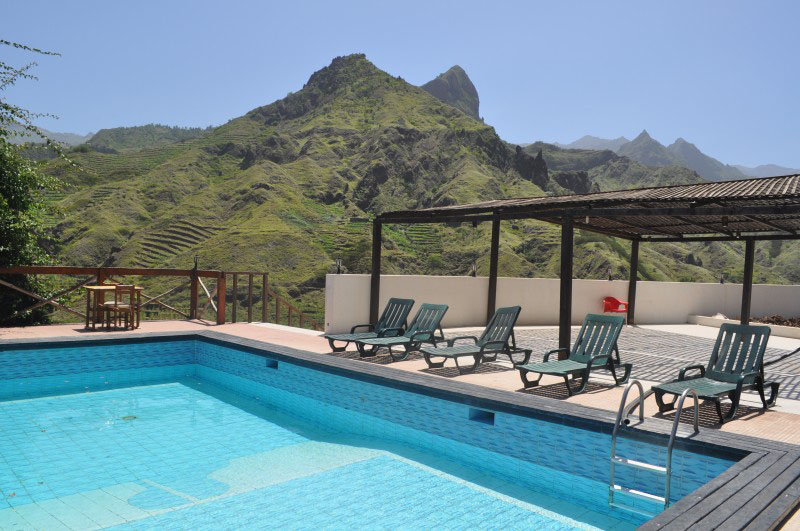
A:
[41, 55, 566, 320]
[40, 54, 800, 324]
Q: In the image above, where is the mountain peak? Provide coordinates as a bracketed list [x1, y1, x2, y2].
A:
[618, 129, 679, 168]
[671, 137, 694, 147]
[304, 53, 378, 94]
[421, 65, 480, 119]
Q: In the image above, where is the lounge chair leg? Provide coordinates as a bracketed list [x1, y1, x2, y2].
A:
[423, 351, 445, 369]
[357, 343, 378, 358]
[563, 375, 574, 396]
[455, 355, 481, 374]
[716, 393, 740, 424]
[390, 346, 410, 362]
[611, 363, 632, 385]
[654, 389, 678, 413]
[566, 369, 590, 395]
[518, 370, 542, 388]
[759, 381, 779, 408]
[562, 371, 589, 396]
[328, 339, 348, 353]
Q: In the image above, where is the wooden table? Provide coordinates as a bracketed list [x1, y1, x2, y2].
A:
[84, 285, 143, 330]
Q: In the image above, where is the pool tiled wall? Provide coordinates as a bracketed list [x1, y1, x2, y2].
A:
[193, 340, 735, 517]
[0, 339, 194, 400]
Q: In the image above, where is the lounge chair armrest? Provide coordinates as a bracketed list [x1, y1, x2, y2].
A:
[446, 336, 479, 347]
[543, 348, 569, 362]
[409, 331, 435, 342]
[350, 323, 374, 333]
[678, 364, 705, 380]
[588, 353, 611, 365]
[480, 341, 508, 353]
[737, 371, 762, 386]
[377, 327, 404, 337]
[514, 349, 533, 366]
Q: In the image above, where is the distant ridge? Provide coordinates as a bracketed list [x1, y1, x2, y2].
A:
[734, 163, 800, 178]
[421, 65, 480, 119]
[555, 131, 753, 182]
[556, 135, 629, 151]
[666, 137, 745, 181]
[6, 123, 92, 146]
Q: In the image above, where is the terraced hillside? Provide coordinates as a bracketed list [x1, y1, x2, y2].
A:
[39, 54, 800, 323]
[134, 221, 222, 267]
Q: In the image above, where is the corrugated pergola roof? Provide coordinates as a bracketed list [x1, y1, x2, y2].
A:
[379, 174, 800, 241]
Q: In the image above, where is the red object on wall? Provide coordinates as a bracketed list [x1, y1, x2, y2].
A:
[603, 296, 629, 314]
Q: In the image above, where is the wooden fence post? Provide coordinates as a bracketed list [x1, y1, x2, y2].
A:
[262, 273, 268, 322]
[232, 273, 238, 323]
[247, 273, 253, 322]
[216, 273, 226, 324]
[190, 268, 199, 320]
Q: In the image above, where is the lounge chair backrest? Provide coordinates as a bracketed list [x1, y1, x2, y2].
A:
[404, 303, 448, 340]
[706, 323, 771, 384]
[478, 306, 521, 347]
[375, 298, 415, 332]
[569, 314, 625, 363]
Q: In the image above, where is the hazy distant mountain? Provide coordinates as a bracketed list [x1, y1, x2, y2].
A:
[6, 123, 92, 146]
[667, 138, 747, 181]
[734, 164, 800, 178]
[556, 135, 629, 151]
[421, 65, 480, 119]
[552, 131, 794, 182]
[617, 130, 680, 167]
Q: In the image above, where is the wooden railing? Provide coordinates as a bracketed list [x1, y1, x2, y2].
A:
[226, 272, 321, 330]
[0, 265, 322, 330]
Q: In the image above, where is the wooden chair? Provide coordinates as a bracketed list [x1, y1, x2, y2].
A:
[104, 284, 136, 330]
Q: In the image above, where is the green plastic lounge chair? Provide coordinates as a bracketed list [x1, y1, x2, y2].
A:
[420, 306, 531, 374]
[515, 314, 630, 396]
[324, 298, 415, 352]
[653, 323, 779, 424]
[355, 303, 448, 361]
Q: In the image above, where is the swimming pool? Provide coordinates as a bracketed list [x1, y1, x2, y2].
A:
[0, 334, 741, 529]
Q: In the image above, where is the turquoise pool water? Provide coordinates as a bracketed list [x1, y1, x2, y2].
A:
[0, 338, 739, 529]
[1, 379, 627, 530]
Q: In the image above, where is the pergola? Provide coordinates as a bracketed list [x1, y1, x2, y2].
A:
[372, 174, 800, 352]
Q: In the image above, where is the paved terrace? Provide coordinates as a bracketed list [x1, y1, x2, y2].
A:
[3, 320, 800, 447]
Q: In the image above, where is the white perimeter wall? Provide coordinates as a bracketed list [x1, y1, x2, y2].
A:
[324, 274, 800, 333]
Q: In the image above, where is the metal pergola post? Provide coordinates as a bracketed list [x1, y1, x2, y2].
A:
[369, 220, 382, 324]
[487, 217, 501, 324]
[741, 239, 755, 325]
[559, 216, 574, 355]
[627, 240, 639, 325]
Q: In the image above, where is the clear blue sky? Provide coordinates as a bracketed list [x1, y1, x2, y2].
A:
[3, 0, 799, 167]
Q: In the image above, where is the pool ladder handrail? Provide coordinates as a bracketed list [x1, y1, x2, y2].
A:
[609, 381, 699, 517]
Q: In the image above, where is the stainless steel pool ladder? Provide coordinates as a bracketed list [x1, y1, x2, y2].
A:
[608, 380, 699, 517]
